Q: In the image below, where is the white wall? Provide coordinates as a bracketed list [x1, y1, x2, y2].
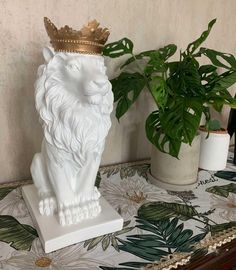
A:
[0, 0, 236, 183]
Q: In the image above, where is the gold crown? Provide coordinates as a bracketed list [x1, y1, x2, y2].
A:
[44, 17, 110, 55]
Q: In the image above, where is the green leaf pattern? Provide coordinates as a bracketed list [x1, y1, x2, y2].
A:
[0, 215, 38, 250]
[0, 159, 235, 270]
[83, 220, 134, 252]
[0, 187, 15, 200]
[101, 163, 150, 180]
[214, 171, 236, 181]
[118, 218, 206, 262]
[206, 183, 236, 197]
[138, 202, 199, 221]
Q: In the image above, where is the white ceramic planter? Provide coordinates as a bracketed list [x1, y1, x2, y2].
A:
[149, 135, 201, 191]
[199, 128, 230, 171]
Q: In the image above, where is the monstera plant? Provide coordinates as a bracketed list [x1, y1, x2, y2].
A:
[103, 19, 236, 159]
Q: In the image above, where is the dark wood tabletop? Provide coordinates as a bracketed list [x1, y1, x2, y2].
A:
[177, 238, 236, 270]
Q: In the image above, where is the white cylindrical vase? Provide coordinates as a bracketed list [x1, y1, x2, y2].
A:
[199, 128, 230, 171]
[149, 135, 201, 191]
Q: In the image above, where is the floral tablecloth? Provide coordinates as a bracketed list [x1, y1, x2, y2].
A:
[0, 154, 236, 270]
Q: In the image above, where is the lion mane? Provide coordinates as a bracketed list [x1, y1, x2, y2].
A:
[35, 53, 113, 168]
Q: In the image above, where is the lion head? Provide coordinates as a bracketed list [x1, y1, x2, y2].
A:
[35, 47, 113, 165]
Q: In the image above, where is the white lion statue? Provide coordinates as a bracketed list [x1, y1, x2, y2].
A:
[31, 47, 113, 226]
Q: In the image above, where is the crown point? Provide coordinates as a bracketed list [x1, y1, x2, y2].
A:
[44, 17, 110, 54]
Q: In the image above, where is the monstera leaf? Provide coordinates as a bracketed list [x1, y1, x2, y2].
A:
[206, 183, 236, 197]
[0, 215, 38, 250]
[199, 48, 236, 70]
[160, 97, 203, 142]
[145, 110, 181, 158]
[111, 72, 146, 120]
[138, 201, 199, 221]
[145, 95, 203, 158]
[149, 76, 168, 109]
[186, 19, 216, 55]
[103, 38, 133, 58]
[205, 71, 236, 111]
[120, 44, 177, 70]
[120, 50, 156, 70]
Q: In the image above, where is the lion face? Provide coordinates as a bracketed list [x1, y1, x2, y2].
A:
[45, 51, 112, 106]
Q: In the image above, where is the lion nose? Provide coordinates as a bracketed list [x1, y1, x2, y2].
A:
[85, 78, 110, 96]
[92, 78, 108, 88]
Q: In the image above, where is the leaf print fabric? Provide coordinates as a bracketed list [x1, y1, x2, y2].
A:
[99, 177, 181, 219]
[0, 153, 235, 270]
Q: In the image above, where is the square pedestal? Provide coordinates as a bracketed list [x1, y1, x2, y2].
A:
[22, 185, 123, 253]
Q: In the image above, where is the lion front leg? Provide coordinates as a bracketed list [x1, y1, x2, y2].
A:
[46, 161, 82, 226]
[72, 153, 102, 220]
[77, 154, 101, 202]
[47, 153, 102, 226]
[30, 153, 57, 216]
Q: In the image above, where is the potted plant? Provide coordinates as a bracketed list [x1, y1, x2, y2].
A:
[103, 19, 236, 190]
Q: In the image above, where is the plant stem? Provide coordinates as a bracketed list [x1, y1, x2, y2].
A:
[181, 202, 211, 226]
[184, 200, 216, 226]
[131, 53, 144, 74]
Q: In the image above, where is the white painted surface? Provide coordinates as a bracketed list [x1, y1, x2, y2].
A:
[199, 131, 230, 171]
[22, 185, 124, 253]
[31, 47, 113, 225]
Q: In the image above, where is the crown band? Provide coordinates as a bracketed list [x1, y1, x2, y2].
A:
[51, 40, 104, 54]
[51, 39, 104, 46]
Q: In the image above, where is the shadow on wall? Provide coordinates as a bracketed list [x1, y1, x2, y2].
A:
[120, 90, 154, 163]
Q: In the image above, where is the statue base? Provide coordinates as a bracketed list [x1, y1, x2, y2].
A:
[22, 185, 123, 253]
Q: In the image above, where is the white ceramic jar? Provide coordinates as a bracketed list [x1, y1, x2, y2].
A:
[199, 128, 230, 171]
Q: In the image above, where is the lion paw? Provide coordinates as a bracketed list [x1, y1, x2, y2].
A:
[79, 187, 101, 203]
[39, 197, 57, 216]
[92, 187, 101, 200]
[58, 201, 101, 226]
